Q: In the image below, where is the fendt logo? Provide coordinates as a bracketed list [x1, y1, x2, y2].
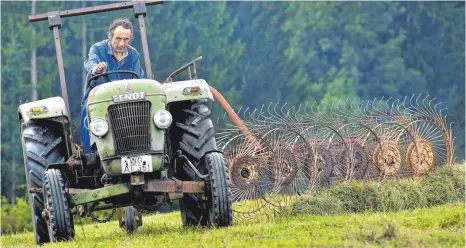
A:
[112, 92, 146, 103]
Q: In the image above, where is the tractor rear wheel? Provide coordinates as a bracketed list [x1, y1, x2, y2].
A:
[43, 169, 74, 242]
[21, 122, 67, 245]
[171, 99, 217, 170]
[171, 100, 232, 227]
[180, 194, 207, 226]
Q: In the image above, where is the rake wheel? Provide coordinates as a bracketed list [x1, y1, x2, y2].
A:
[314, 147, 335, 187]
[301, 146, 315, 183]
[347, 143, 369, 180]
[330, 142, 350, 181]
[229, 155, 261, 191]
[373, 140, 402, 178]
[269, 147, 298, 186]
[406, 138, 435, 176]
[220, 134, 284, 220]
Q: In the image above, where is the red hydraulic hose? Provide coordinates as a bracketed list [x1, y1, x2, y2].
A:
[209, 86, 258, 146]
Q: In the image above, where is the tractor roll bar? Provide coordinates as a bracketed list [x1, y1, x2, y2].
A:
[29, 0, 162, 116]
[28, 0, 163, 22]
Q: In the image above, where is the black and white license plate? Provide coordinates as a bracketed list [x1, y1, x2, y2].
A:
[121, 155, 153, 174]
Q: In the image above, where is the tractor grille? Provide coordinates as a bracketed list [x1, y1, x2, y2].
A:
[108, 101, 152, 153]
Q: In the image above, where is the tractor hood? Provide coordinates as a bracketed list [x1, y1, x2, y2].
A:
[87, 78, 214, 105]
[86, 78, 167, 174]
[84, 77, 215, 176]
[88, 79, 165, 104]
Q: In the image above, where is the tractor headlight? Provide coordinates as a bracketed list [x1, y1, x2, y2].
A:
[153, 110, 172, 129]
[89, 118, 109, 137]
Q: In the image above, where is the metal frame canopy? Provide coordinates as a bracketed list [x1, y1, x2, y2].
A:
[29, 0, 163, 114]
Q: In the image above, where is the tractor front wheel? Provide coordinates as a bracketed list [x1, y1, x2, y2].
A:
[179, 153, 233, 227]
[43, 169, 75, 242]
[204, 152, 233, 227]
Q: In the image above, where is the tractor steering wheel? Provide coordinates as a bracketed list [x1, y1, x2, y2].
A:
[86, 70, 140, 89]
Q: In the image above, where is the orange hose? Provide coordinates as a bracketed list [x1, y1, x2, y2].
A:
[209, 86, 258, 146]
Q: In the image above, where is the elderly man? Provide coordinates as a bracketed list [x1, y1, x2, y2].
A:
[81, 18, 146, 153]
[84, 18, 145, 83]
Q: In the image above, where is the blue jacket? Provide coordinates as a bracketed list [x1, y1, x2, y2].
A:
[83, 39, 146, 102]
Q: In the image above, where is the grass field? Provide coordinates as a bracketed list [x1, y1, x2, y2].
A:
[1, 203, 464, 248]
[1, 166, 464, 247]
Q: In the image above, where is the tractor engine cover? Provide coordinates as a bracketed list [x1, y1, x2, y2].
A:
[87, 79, 166, 176]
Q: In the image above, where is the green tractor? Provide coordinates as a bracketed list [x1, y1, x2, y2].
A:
[19, 1, 232, 244]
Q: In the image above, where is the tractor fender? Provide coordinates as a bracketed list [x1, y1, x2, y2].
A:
[18, 97, 70, 125]
[163, 79, 214, 103]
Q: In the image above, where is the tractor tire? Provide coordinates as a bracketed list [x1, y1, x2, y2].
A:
[123, 206, 138, 234]
[179, 153, 233, 227]
[171, 100, 232, 227]
[21, 122, 67, 245]
[179, 194, 207, 226]
[204, 152, 233, 227]
[171, 99, 217, 171]
[43, 169, 74, 242]
[171, 99, 215, 226]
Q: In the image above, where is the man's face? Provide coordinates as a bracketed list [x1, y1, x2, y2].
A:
[110, 25, 131, 54]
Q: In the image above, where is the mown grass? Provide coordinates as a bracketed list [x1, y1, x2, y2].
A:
[1, 203, 464, 248]
[291, 165, 465, 215]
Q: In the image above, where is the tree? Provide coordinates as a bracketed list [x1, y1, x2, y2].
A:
[1, 1, 61, 203]
[397, 2, 465, 157]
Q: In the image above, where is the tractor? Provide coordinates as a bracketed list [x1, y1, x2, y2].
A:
[19, 1, 236, 244]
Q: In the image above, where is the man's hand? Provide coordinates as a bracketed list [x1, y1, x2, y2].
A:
[92, 62, 107, 75]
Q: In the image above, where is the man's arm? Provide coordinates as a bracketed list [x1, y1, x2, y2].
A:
[84, 45, 100, 74]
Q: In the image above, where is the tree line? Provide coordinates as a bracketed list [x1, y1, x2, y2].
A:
[1, 1, 464, 206]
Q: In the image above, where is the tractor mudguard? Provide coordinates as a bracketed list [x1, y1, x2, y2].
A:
[163, 79, 214, 103]
[18, 97, 70, 125]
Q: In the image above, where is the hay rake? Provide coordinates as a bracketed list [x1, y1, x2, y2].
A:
[215, 95, 455, 220]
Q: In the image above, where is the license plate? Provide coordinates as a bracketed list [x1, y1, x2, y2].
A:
[121, 155, 153, 174]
